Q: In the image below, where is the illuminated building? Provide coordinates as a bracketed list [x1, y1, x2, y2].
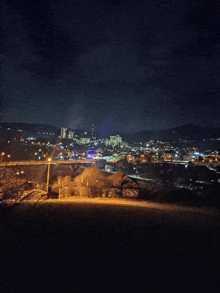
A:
[80, 136, 91, 144]
[60, 127, 67, 139]
[109, 135, 122, 147]
[68, 130, 74, 139]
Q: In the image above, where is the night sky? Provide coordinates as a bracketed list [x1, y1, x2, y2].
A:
[1, 0, 220, 134]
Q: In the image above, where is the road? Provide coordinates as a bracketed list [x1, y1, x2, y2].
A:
[1, 198, 220, 293]
[0, 159, 89, 167]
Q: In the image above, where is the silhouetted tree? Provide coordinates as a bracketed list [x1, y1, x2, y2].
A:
[0, 166, 47, 207]
[0, 166, 47, 235]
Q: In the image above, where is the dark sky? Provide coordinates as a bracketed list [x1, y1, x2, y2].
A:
[1, 0, 220, 134]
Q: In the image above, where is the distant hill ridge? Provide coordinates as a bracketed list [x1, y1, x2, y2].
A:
[0, 122, 85, 137]
[0, 122, 59, 132]
[120, 124, 220, 142]
[0, 122, 220, 142]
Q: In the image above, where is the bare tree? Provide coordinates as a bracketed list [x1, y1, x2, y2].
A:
[52, 167, 112, 198]
[52, 176, 75, 198]
[0, 166, 47, 208]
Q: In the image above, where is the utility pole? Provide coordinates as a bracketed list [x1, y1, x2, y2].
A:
[58, 176, 61, 198]
[46, 158, 51, 195]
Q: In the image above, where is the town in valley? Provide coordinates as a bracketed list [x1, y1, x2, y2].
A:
[1, 122, 220, 205]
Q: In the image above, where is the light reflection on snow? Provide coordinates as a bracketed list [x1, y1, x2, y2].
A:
[43, 197, 217, 215]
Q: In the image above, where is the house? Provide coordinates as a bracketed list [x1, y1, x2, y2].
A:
[53, 169, 140, 199]
[107, 172, 139, 198]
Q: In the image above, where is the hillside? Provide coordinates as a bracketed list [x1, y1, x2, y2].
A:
[1, 198, 219, 293]
[121, 124, 220, 142]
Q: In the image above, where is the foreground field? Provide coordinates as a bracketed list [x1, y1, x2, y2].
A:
[1, 198, 220, 293]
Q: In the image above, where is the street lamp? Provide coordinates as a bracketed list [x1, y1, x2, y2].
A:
[46, 158, 52, 195]
[1, 152, 5, 162]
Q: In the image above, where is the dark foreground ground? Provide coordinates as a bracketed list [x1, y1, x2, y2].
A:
[1, 198, 220, 293]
